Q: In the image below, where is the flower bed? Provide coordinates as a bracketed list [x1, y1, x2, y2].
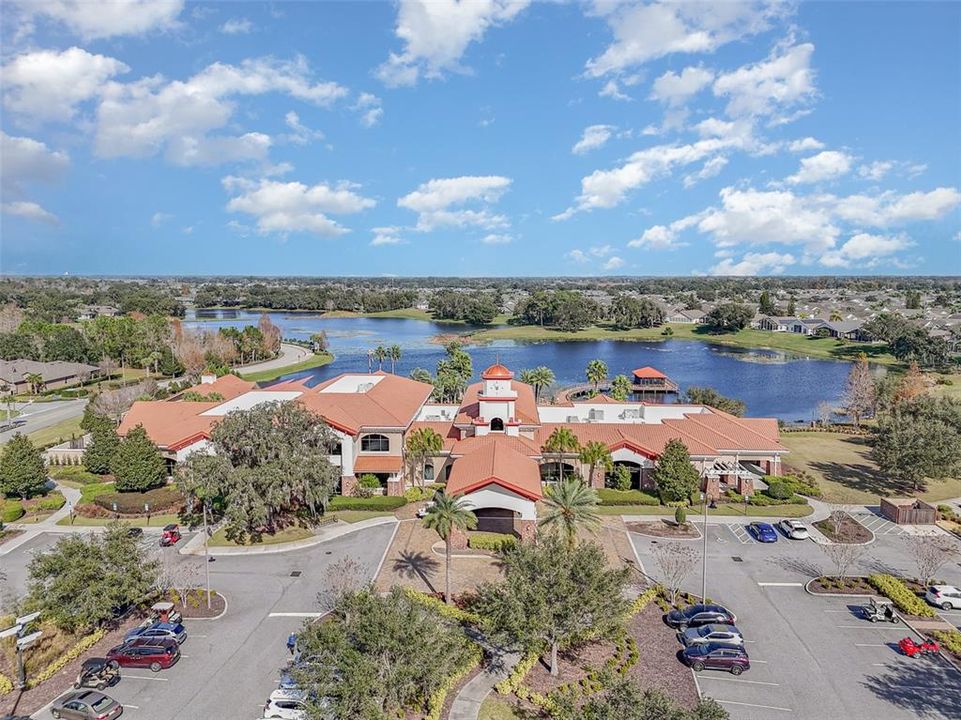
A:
[625, 519, 699, 539]
[92, 485, 183, 514]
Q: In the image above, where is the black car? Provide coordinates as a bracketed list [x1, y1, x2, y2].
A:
[665, 603, 737, 629]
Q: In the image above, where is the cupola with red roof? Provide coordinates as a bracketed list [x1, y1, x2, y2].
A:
[481, 363, 514, 380]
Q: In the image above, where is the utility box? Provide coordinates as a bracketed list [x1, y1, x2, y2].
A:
[880, 497, 937, 525]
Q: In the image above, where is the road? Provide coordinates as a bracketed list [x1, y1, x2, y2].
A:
[0, 399, 87, 445]
[235, 343, 311, 375]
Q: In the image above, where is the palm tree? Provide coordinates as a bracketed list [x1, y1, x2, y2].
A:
[373, 345, 387, 371]
[585, 359, 608, 394]
[422, 491, 477, 604]
[520, 366, 556, 402]
[25, 373, 44, 395]
[541, 478, 600, 549]
[830, 311, 843, 321]
[542, 427, 580, 483]
[388, 344, 402, 374]
[405, 426, 444, 487]
[578, 441, 612, 487]
[610, 374, 632, 401]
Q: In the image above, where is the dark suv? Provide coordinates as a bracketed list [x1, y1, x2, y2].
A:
[106, 638, 180, 672]
[665, 603, 736, 629]
[681, 642, 751, 674]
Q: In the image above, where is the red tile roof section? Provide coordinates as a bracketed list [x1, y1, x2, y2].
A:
[353, 455, 404, 473]
[298, 372, 434, 434]
[446, 440, 543, 501]
[118, 401, 219, 449]
[178, 374, 256, 401]
[632, 366, 667, 379]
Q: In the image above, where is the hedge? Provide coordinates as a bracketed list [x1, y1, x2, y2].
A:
[328, 495, 406, 511]
[93, 486, 184, 514]
[468, 531, 517, 553]
[765, 473, 823, 498]
[867, 574, 936, 618]
[28, 628, 106, 688]
[597, 489, 659, 506]
[31, 492, 66, 512]
[402, 587, 482, 625]
[1, 501, 25, 523]
[932, 629, 961, 656]
[496, 651, 540, 695]
[425, 644, 483, 720]
[50, 465, 103, 485]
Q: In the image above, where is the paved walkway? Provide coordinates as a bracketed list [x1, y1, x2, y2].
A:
[235, 342, 311, 374]
[449, 651, 521, 720]
[1, 482, 83, 555]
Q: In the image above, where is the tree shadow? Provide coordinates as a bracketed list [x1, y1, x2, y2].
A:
[861, 656, 961, 718]
[809, 435, 923, 497]
[392, 550, 440, 593]
[767, 554, 823, 578]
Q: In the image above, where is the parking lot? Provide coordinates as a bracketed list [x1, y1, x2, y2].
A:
[631, 520, 961, 720]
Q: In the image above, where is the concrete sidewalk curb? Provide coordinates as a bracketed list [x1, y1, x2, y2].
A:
[179, 516, 398, 556]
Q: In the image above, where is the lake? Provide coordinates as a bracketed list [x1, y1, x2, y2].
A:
[184, 310, 862, 422]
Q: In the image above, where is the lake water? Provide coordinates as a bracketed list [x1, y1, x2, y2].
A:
[184, 310, 859, 422]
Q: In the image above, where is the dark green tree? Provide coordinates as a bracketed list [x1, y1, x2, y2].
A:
[652, 438, 700, 503]
[758, 290, 776, 316]
[704, 303, 754, 332]
[870, 398, 961, 491]
[0, 433, 47, 499]
[83, 422, 120, 475]
[684, 386, 747, 416]
[110, 425, 166, 492]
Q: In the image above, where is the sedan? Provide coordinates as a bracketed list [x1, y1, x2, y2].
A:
[778, 519, 809, 540]
[665, 604, 737, 630]
[50, 690, 123, 720]
[679, 623, 744, 647]
[926, 585, 961, 610]
[125, 621, 187, 644]
[681, 642, 750, 675]
[264, 689, 307, 719]
[747, 522, 778, 543]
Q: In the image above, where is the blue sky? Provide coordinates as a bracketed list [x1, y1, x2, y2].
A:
[1, 0, 959, 277]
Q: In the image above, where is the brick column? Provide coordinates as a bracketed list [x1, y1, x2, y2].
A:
[703, 476, 721, 501]
[450, 525, 468, 550]
[340, 475, 358, 497]
[516, 520, 537, 543]
[386, 478, 404, 497]
[736, 476, 754, 497]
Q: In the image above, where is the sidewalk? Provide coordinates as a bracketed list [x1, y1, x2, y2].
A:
[1, 482, 85, 555]
[448, 652, 520, 720]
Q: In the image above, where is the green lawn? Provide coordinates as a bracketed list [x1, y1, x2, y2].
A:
[240, 352, 334, 383]
[479, 697, 535, 720]
[208, 525, 314, 546]
[25, 415, 85, 448]
[781, 431, 961, 504]
[56, 512, 181, 527]
[328, 510, 395, 523]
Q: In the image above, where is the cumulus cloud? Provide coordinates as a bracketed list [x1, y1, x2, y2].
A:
[223, 176, 375, 237]
[283, 111, 324, 145]
[220, 18, 253, 34]
[586, 1, 788, 77]
[0, 132, 68, 224]
[603, 256, 625, 270]
[819, 232, 913, 268]
[787, 137, 825, 153]
[786, 150, 853, 184]
[572, 125, 616, 155]
[15, 0, 184, 40]
[481, 233, 512, 244]
[398, 176, 512, 231]
[371, 227, 405, 246]
[567, 249, 589, 263]
[628, 216, 697, 250]
[353, 93, 384, 127]
[1, 200, 59, 225]
[712, 42, 816, 121]
[683, 156, 728, 188]
[650, 66, 714, 105]
[710, 251, 796, 276]
[376, 0, 529, 86]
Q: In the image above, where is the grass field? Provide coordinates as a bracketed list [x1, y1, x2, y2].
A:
[781, 431, 961, 504]
[208, 524, 314, 546]
[26, 415, 85, 448]
[240, 352, 334, 383]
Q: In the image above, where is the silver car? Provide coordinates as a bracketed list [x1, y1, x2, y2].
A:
[679, 623, 744, 647]
[51, 690, 123, 720]
[778, 519, 810, 540]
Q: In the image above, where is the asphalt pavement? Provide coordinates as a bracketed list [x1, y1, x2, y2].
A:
[0, 400, 87, 445]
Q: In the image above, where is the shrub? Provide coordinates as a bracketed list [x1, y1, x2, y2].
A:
[0, 672, 12, 696]
[357, 473, 382, 489]
[748, 492, 807, 507]
[1, 500, 24, 523]
[327, 495, 406, 512]
[468, 531, 517, 553]
[765, 481, 794, 500]
[932, 629, 961, 656]
[425, 644, 483, 720]
[79, 481, 114, 504]
[402, 587, 481, 625]
[597, 489, 659, 506]
[674, 506, 687, 525]
[28, 629, 106, 688]
[867, 574, 936, 617]
[404, 486, 434, 502]
[93, 485, 183, 515]
[496, 651, 539, 695]
[32, 492, 66, 512]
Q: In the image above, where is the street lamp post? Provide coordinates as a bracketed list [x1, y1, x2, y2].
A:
[0, 611, 43, 689]
[701, 490, 709, 604]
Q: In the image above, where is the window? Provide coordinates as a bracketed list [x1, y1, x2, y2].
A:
[423, 463, 435, 482]
[490, 417, 504, 432]
[361, 434, 389, 452]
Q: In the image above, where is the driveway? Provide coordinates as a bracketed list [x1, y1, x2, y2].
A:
[630, 520, 961, 720]
[235, 343, 310, 375]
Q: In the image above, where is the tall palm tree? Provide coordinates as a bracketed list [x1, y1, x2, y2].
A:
[585, 359, 608, 394]
[610, 374, 632, 401]
[388, 344, 402, 374]
[541, 478, 600, 549]
[422, 491, 477, 604]
[579, 441, 613, 487]
[520, 366, 556, 402]
[373, 345, 387, 371]
[405, 426, 444, 487]
[830, 310, 843, 321]
[542, 427, 580, 483]
[25, 373, 44, 395]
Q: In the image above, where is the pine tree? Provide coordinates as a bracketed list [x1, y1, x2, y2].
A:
[111, 425, 166, 492]
[652, 439, 700, 503]
[0, 433, 47, 499]
[84, 423, 120, 474]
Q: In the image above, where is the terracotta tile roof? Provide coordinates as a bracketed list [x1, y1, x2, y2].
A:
[679, 413, 787, 452]
[178, 374, 256, 401]
[118, 400, 220, 449]
[353, 455, 404, 474]
[450, 434, 541, 457]
[481, 363, 514, 380]
[298, 372, 434, 433]
[632, 366, 667, 379]
[455, 380, 539, 426]
[446, 439, 543, 501]
[409, 421, 460, 450]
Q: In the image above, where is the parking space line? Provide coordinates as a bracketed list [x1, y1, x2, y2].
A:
[837, 625, 904, 630]
[758, 582, 803, 587]
[268, 612, 326, 618]
[698, 676, 779, 686]
[717, 699, 792, 712]
[123, 674, 169, 681]
[124, 705, 140, 710]
[855, 643, 888, 647]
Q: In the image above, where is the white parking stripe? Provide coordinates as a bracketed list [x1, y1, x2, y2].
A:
[837, 625, 904, 630]
[699, 676, 779, 686]
[268, 612, 326, 618]
[855, 643, 888, 647]
[123, 674, 169, 681]
[124, 705, 140, 710]
[718, 699, 793, 712]
[758, 582, 803, 587]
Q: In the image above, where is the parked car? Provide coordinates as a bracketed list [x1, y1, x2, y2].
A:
[665, 604, 737, 630]
[747, 522, 778, 543]
[159, 524, 181, 547]
[926, 585, 961, 610]
[681, 642, 751, 675]
[777, 519, 809, 540]
[264, 689, 307, 719]
[106, 638, 180, 672]
[416, 501, 435, 519]
[679, 623, 744, 647]
[126, 527, 143, 539]
[50, 690, 123, 720]
[124, 621, 187, 644]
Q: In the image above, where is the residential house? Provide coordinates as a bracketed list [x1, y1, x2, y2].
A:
[0, 359, 102, 395]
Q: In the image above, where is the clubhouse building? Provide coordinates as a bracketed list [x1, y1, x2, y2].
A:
[119, 364, 787, 539]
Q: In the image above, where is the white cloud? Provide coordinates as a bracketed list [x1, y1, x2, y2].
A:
[2, 47, 129, 122]
[0, 132, 70, 195]
[353, 93, 384, 127]
[151, 212, 172, 227]
[371, 227, 404, 246]
[833, 187, 961, 225]
[586, 1, 788, 77]
[819, 232, 913, 268]
[398, 176, 512, 231]
[787, 137, 825, 153]
[220, 18, 253, 34]
[628, 214, 698, 249]
[567, 249, 589, 263]
[786, 150, 853, 184]
[589, 244, 614, 257]
[713, 42, 816, 121]
[376, 0, 530, 86]
[481, 233, 512, 244]
[16, 0, 183, 40]
[710, 251, 796, 276]
[650, 66, 714, 105]
[682, 155, 728, 188]
[599, 79, 631, 101]
[283, 111, 324, 145]
[603, 255, 625, 270]
[223, 177, 375, 237]
[572, 125, 616, 155]
[1, 200, 59, 225]
[95, 56, 348, 165]
[857, 160, 893, 181]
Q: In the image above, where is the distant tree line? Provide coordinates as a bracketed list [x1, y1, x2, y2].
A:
[0, 278, 184, 321]
[863, 313, 952, 368]
[194, 283, 418, 313]
[428, 289, 500, 324]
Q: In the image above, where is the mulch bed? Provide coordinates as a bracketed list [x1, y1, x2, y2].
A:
[814, 513, 872, 543]
[809, 576, 874, 595]
[626, 603, 699, 709]
[626, 520, 700, 539]
[525, 638, 619, 695]
[173, 591, 227, 619]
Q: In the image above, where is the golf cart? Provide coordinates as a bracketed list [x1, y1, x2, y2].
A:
[862, 597, 899, 623]
[160, 523, 181, 547]
[74, 657, 120, 690]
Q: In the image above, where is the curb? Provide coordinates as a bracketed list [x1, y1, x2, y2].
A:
[626, 519, 703, 541]
[803, 577, 876, 598]
[181, 592, 229, 622]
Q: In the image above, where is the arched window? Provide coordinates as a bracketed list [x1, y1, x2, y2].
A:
[423, 462, 435, 482]
[490, 417, 505, 432]
[361, 434, 389, 452]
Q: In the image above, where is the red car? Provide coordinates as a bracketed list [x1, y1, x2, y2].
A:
[159, 524, 181, 547]
[106, 638, 180, 672]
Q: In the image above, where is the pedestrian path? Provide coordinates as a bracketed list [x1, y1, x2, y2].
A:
[448, 651, 521, 720]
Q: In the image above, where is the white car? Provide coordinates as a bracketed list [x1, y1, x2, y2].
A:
[778, 519, 809, 540]
[416, 501, 435, 519]
[925, 585, 961, 610]
[264, 689, 306, 720]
